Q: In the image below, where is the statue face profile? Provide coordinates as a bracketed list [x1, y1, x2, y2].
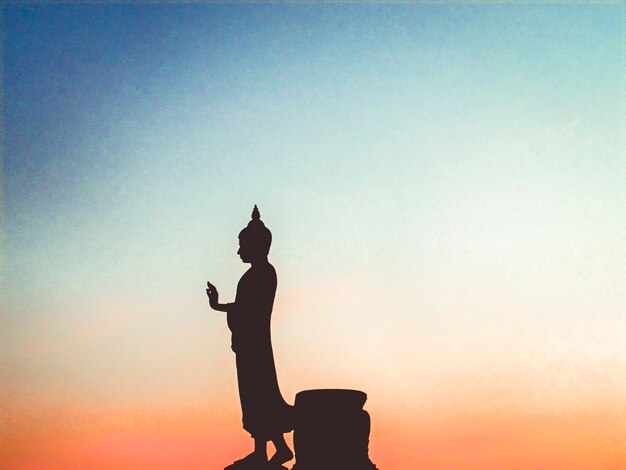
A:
[237, 236, 255, 263]
[237, 233, 270, 263]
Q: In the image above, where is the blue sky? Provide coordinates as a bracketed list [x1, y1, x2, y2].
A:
[3, 0, 625, 423]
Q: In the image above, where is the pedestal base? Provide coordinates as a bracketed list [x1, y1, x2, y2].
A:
[292, 389, 377, 470]
[292, 460, 377, 470]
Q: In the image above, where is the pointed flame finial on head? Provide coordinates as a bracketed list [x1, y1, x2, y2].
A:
[239, 204, 272, 256]
[251, 204, 261, 221]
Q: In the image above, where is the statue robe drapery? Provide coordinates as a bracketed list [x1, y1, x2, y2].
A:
[227, 262, 293, 439]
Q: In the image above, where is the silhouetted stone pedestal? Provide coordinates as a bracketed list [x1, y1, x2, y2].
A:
[292, 389, 377, 470]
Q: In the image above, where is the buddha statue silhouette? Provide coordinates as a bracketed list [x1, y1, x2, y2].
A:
[206, 205, 294, 469]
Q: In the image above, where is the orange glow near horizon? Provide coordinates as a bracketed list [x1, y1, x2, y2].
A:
[3, 295, 626, 468]
[3, 401, 626, 469]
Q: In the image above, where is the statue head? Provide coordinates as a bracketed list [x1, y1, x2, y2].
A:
[238, 205, 272, 262]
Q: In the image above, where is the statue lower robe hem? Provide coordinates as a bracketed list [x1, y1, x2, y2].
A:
[235, 350, 294, 439]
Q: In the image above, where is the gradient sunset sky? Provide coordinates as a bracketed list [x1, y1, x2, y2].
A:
[2, 2, 625, 469]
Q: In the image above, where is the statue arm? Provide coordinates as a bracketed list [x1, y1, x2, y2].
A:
[211, 302, 234, 312]
[206, 281, 234, 312]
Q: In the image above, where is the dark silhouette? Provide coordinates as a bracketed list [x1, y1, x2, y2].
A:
[207, 206, 293, 469]
[293, 389, 377, 470]
[207, 206, 376, 469]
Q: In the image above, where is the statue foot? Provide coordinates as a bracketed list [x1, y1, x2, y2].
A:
[224, 452, 268, 469]
[268, 448, 293, 466]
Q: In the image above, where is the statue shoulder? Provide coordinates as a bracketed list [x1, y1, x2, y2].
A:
[254, 262, 277, 289]
[266, 262, 277, 278]
[241, 263, 276, 285]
